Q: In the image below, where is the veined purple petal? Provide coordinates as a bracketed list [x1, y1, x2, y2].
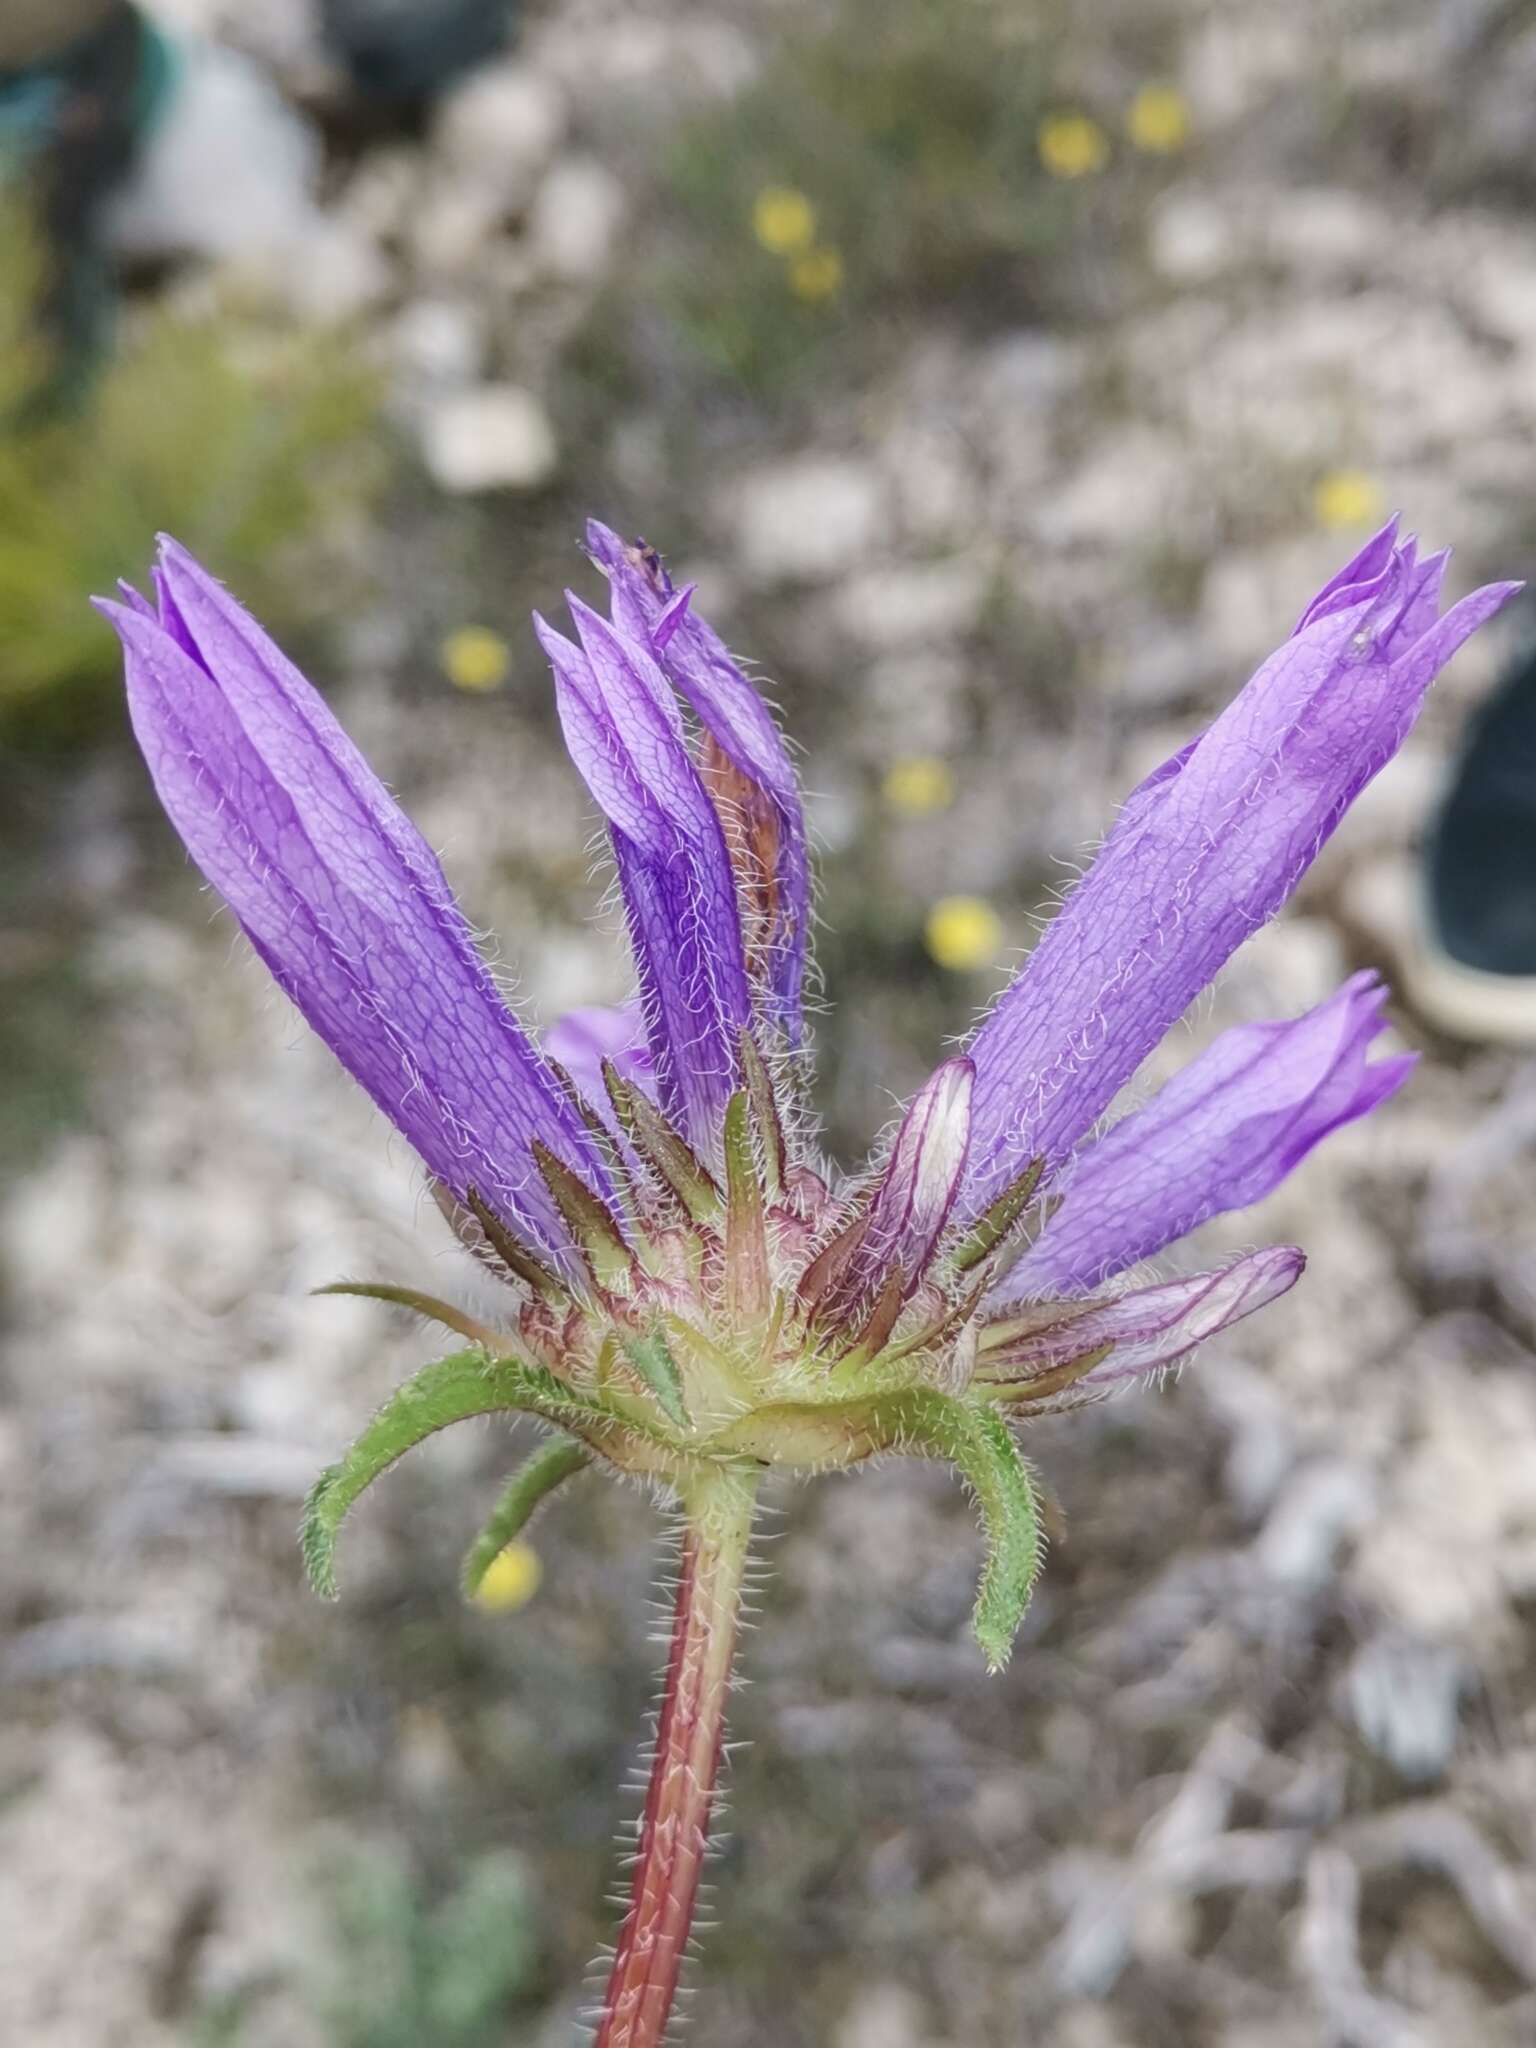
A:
[536, 607, 752, 1156]
[99, 543, 613, 1267]
[1294, 514, 1404, 632]
[831, 1059, 974, 1313]
[984, 1247, 1304, 1388]
[1001, 972, 1412, 1300]
[544, 1001, 655, 1115]
[960, 540, 1520, 1219]
[586, 521, 811, 1045]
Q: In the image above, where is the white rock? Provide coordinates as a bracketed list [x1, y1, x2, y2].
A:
[432, 61, 567, 211]
[420, 385, 559, 493]
[728, 456, 884, 585]
[388, 297, 487, 390]
[836, 1983, 928, 2048]
[528, 157, 627, 283]
[408, 179, 509, 278]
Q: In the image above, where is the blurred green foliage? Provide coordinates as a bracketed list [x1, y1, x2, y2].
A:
[0, 202, 384, 744]
[188, 1846, 537, 2047]
[657, 0, 1074, 392]
[314, 1846, 538, 2048]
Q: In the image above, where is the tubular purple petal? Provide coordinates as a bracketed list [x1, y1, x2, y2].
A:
[100, 543, 611, 1268]
[959, 539, 1520, 1219]
[536, 608, 753, 1156]
[1000, 973, 1413, 1300]
[986, 1247, 1305, 1388]
[586, 521, 811, 1045]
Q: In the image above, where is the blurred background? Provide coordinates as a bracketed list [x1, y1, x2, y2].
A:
[3, 1, 1536, 2042]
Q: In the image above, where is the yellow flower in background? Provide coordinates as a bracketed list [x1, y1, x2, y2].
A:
[441, 625, 511, 692]
[788, 246, 844, 303]
[883, 755, 956, 816]
[1037, 111, 1109, 180]
[472, 1540, 542, 1612]
[1128, 83, 1191, 154]
[925, 894, 1004, 972]
[753, 186, 817, 256]
[1314, 470, 1385, 531]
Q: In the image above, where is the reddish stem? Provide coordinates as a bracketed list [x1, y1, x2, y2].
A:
[595, 1470, 756, 2048]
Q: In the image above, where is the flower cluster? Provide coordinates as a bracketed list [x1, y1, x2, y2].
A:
[101, 516, 1515, 2046]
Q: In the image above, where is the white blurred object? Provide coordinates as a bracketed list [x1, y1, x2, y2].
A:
[105, 32, 386, 318]
[419, 382, 558, 492]
[431, 59, 567, 210]
[527, 156, 626, 283]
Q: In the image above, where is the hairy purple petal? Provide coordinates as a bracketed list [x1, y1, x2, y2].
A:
[986, 1247, 1305, 1388]
[99, 544, 614, 1266]
[1001, 973, 1413, 1300]
[832, 1059, 973, 1312]
[586, 521, 811, 1044]
[536, 606, 752, 1155]
[960, 540, 1520, 1218]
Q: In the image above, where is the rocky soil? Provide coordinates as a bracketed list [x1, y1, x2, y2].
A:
[4, 1, 1536, 2043]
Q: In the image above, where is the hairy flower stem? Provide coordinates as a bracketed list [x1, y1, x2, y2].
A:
[595, 1464, 759, 2048]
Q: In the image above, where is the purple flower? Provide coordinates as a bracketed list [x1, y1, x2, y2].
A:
[102, 517, 1517, 2044]
[99, 517, 1517, 1395]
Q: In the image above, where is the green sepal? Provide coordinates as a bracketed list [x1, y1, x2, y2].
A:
[618, 1325, 691, 1429]
[722, 1090, 770, 1318]
[892, 1391, 1043, 1671]
[603, 1060, 720, 1223]
[530, 1143, 635, 1292]
[463, 1185, 568, 1303]
[313, 1280, 500, 1350]
[303, 1347, 608, 1600]
[736, 1028, 786, 1199]
[460, 1435, 590, 1598]
[948, 1158, 1045, 1274]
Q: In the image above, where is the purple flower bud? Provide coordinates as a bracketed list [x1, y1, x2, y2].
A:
[958, 521, 1519, 1220]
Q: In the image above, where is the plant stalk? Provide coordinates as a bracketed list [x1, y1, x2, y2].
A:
[594, 1463, 758, 2048]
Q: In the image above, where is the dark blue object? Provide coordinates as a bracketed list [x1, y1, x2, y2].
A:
[1427, 638, 1536, 976]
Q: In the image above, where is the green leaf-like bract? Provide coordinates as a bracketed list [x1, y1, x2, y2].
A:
[460, 1435, 590, 1598]
[302, 1348, 607, 1600]
[893, 1391, 1043, 1671]
[619, 1326, 691, 1428]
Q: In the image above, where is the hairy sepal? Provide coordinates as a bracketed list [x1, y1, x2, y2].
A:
[618, 1324, 692, 1428]
[893, 1391, 1043, 1670]
[602, 1058, 721, 1223]
[313, 1280, 501, 1350]
[304, 1347, 626, 1599]
[460, 1434, 589, 1598]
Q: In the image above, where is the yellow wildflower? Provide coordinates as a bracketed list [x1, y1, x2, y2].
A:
[441, 625, 511, 693]
[788, 246, 844, 303]
[753, 186, 817, 257]
[1314, 470, 1385, 532]
[1127, 84, 1191, 154]
[883, 756, 956, 817]
[472, 1540, 543, 1612]
[925, 895, 1004, 972]
[1037, 112, 1109, 180]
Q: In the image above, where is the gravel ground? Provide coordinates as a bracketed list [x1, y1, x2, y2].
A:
[4, 2, 1536, 2043]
